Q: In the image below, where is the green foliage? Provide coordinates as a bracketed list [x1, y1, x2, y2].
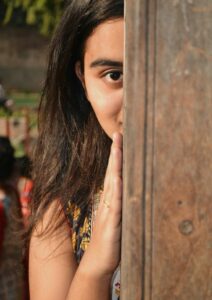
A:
[3, 0, 65, 35]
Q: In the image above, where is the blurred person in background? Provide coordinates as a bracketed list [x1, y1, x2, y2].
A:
[0, 79, 13, 114]
[0, 136, 25, 300]
[0, 78, 6, 101]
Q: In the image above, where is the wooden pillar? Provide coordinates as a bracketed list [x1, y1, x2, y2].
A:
[121, 1, 212, 299]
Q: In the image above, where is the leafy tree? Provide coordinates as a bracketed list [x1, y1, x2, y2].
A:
[2, 0, 65, 35]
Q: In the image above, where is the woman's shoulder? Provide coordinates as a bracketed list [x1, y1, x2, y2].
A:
[33, 198, 71, 237]
[29, 199, 78, 300]
[29, 199, 76, 277]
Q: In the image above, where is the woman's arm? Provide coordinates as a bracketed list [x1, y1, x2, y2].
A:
[29, 133, 122, 300]
[29, 201, 112, 300]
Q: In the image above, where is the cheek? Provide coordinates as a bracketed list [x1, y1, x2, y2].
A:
[94, 93, 122, 119]
[85, 80, 123, 119]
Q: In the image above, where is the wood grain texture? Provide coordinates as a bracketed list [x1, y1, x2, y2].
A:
[122, 0, 212, 299]
[121, 0, 156, 299]
[121, 0, 145, 298]
[152, 1, 212, 299]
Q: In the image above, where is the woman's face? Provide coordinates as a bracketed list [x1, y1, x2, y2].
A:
[76, 18, 124, 139]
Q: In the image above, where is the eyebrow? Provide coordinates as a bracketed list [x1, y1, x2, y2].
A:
[90, 59, 123, 68]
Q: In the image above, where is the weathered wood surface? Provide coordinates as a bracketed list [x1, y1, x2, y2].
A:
[122, 0, 156, 298]
[122, 0, 212, 299]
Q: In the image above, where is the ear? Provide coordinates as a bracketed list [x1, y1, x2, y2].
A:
[75, 61, 86, 89]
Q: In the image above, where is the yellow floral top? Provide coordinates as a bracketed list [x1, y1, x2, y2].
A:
[65, 200, 92, 263]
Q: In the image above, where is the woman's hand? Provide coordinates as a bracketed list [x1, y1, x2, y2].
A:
[79, 132, 123, 280]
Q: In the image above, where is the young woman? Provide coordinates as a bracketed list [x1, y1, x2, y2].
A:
[29, 1, 124, 299]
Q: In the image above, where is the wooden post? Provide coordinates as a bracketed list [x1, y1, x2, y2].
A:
[122, 1, 212, 299]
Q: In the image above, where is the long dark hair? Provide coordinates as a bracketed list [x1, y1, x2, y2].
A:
[29, 0, 124, 236]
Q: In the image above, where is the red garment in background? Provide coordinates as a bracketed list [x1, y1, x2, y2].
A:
[19, 179, 33, 226]
[19, 179, 33, 300]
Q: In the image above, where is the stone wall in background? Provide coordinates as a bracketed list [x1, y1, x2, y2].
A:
[0, 26, 49, 92]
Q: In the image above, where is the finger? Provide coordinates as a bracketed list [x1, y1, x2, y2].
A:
[112, 132, 123, 150]
[112, 132, 123, 178]
[107, 132, 122, 177]
[113, 176, 122, 201]
[106, 133, 122, 204]
[104, 142, 114, 191]
[101, 133, 122, 209]
[112, 145, 122, 179]
[110, 176, 123, 224]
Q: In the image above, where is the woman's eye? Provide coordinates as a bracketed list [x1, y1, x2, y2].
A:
[105, 71, 123, 82]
